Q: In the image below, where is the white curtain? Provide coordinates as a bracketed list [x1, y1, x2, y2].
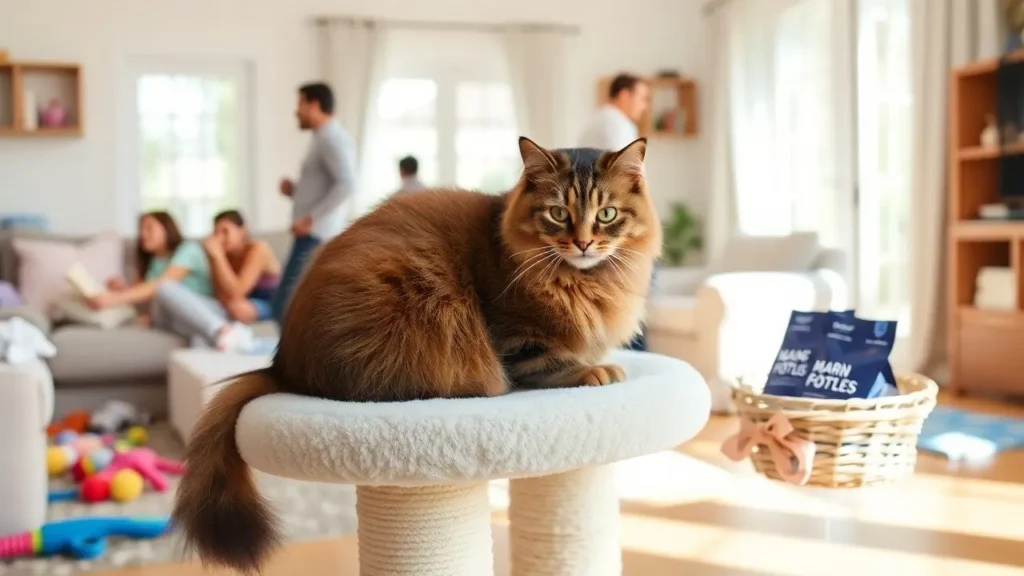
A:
[317, 19, 389, 217]
[907, 0, 1002, 377]
[709, 0, 850, 252]
[704, 3, 738, 261]
[502, 25, 574, 148]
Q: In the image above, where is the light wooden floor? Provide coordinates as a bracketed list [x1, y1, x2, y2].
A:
[98, 392, 1024, 576]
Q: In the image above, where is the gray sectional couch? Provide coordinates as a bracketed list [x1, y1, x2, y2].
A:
[0, 227, 290, 418]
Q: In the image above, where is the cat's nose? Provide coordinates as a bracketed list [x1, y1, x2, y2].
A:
[574, 240, 593, 253]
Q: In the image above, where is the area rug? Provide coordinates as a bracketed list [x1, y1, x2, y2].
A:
[0, 423, 357, 576]
[917, 405, 1024, 461]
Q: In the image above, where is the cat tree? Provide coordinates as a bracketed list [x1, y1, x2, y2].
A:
[236, 350, 711, 575]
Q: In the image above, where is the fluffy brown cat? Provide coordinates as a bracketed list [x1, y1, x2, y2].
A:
[172, 136, 661, 573]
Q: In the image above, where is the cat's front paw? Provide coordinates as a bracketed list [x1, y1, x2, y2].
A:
[579, 364, 626, 386]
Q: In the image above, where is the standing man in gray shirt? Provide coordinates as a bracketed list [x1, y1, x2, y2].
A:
[273, 82, 357, 325]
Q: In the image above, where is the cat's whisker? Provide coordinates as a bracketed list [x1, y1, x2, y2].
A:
[541, 252, 563, 284]
[606, 257, 629, 286]
[609, 252, 639, 273]
[505, 245, 553, 262]
[506, 248, 555, 281]
[614, 246, 648, 259]
[497, 249, 559, 299]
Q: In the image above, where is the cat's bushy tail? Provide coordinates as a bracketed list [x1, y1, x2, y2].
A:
[172, 369, 279, 574]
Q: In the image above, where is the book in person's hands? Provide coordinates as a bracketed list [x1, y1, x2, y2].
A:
[65, 262, 104, 298]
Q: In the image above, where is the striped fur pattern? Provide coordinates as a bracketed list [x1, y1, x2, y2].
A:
[172, 137, 661, 574]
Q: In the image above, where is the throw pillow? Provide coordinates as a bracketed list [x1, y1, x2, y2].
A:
[51, 294, 137, 330]
[711, 232, 821, 274]
[12, 233, 124, 317]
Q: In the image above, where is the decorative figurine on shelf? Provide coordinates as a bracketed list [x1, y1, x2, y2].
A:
[981, 114, 1000, 147]
[39, 99, 67, 128]
[23, 90, 38, 130]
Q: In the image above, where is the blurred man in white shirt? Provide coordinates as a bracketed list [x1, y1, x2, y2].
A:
[395, 155, 426, 195]
[578, 73, 652, 352]
[578, 73, 650, 151]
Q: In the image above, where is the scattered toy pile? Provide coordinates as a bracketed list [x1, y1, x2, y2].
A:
[44, 401, 183, 505]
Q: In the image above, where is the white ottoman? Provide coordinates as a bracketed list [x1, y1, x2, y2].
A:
[168, 349, 270, 443]
[0, 359, 53, 536]
[236, 350, 711, 576]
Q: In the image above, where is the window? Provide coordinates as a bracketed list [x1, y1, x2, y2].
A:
[455, 81, 519, 192]
[727, 0, 841, 244]
[364, 29, 519, 204]
[125, 60, 250, 237]
[856, 0, 911, 329]
[367, 78, 440, 198]
[367, 77, 519, 201]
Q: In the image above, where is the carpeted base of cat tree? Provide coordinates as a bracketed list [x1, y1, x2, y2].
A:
[236, 350, 711, 575]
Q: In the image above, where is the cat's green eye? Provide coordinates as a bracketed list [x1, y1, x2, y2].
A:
[597, 207, 618, 223]
[549, 207, 570, 222]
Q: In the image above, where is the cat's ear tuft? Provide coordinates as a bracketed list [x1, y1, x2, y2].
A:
[519, 136, 558, 176]
[606, 138, 647, 178]
[606, 136, 647, 172]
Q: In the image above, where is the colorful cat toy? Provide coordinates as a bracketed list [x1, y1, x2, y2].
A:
[0, 517, 170, 560]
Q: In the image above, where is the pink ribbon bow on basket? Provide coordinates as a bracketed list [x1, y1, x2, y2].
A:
[720, 414, 816, 486]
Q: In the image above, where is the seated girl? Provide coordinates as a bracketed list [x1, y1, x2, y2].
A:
[151, 210, 282, 352]
[87, 211, 213, 319]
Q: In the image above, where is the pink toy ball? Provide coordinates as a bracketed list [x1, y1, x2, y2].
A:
[53, 430, 78, 446]
[72, 434, 105, 456]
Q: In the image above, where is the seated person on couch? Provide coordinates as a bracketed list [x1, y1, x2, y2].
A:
[147, 210, 281, 352]
[86, 211, 213, 320]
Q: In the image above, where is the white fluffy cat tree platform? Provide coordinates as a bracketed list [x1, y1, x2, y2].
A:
[236, 350, 710, 575]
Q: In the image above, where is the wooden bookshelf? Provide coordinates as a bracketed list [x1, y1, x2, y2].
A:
[596, 75, 698, 139]
[0, 59, 83, 137]
[948, 53, 1024, 396]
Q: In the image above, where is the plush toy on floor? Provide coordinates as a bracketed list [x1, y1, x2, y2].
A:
[0, 517, 170, 560]
[46, 410, 91, 438]
[88, 400, 150, 434]
[46, 426, 148, 478]
[49, 448, 184, 504]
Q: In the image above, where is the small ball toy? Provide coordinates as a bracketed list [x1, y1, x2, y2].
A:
[125, 426, 148, 446]
[110, 469, 144, 503]
[80, 476, 110, 503]
[53, 430, 78, 446]
[72, 433, 105, 456]
[113, 439, 134, 453]
[71, 447, 115, 481]
[46, 445, 78, 476]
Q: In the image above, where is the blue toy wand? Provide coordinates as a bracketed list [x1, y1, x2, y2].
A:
[0, 516, 170, 560]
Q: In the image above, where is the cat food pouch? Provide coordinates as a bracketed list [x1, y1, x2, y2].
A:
[801, 312, 898, 400]
[762, 310, 848, 397]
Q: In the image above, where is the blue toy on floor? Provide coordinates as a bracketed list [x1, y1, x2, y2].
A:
[0, 516, 170, 560]
[917, 405, 1024, 460]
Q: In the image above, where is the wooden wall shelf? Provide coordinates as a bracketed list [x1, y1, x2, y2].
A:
[948, 56, 1024, 397]
[0, 60, 83, 137]
[957, 142, 1024, 161]
[596, 74, 698, 140]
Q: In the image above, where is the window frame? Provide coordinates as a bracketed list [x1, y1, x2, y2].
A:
[117, 56, 255, 237]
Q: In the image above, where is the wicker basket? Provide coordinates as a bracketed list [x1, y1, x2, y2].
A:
[729, 373, 939, 488]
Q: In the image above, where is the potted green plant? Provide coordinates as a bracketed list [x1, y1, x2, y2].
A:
[661, 202, 703, 267]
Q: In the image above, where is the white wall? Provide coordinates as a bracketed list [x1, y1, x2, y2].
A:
[0, 0, 710, 235]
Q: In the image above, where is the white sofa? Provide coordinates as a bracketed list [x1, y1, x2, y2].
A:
[646, 232, 849, 413]
[0, 358, 52, 536]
